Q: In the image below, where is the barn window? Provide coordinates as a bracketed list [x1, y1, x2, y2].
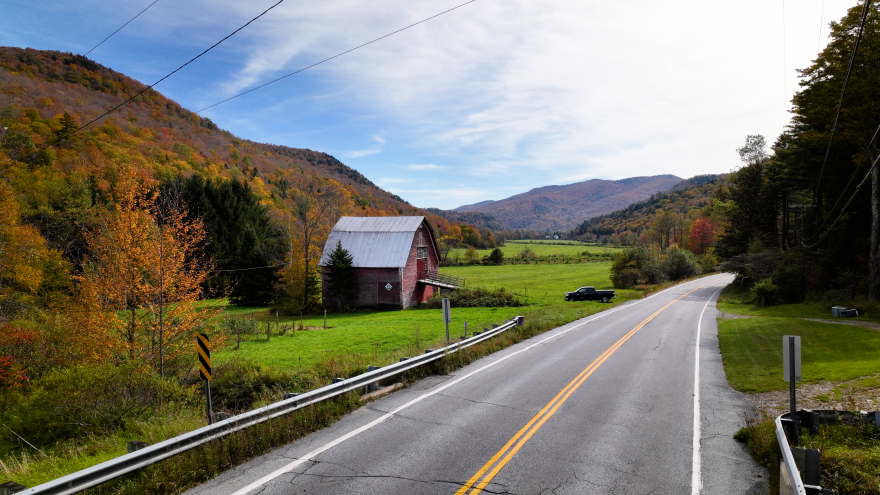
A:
[418, 232, 423, 245]
[417, 247, 427, 259]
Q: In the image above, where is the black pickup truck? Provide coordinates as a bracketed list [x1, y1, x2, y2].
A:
[564, 286, 616, 303]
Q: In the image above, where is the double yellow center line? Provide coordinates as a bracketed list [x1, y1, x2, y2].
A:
[455, 281, 716, 495]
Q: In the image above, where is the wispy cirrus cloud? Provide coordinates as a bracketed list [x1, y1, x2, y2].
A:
[406, 164, 446, 171]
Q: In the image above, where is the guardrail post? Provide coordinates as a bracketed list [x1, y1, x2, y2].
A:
[332, 377, 344, 384]
[792, 447, 821, 487]
[515, 316, 524, 327]
[282, 392, 299, 400]
[126, 440, 150, 453]
[366, 365, 380, 393]
[0, 482, 26, 495]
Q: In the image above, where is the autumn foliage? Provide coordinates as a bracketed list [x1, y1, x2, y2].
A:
[69, 167, 222, 373]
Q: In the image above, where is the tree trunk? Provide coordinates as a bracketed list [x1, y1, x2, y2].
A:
[869, 165, 880, 300]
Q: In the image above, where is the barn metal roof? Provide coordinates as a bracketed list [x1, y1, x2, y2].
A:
[331, 216, 425, 233]
[319, 216, 426, 268]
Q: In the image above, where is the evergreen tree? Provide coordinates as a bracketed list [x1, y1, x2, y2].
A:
[55, 112, 78, 144]
[324, 241, 354, 311]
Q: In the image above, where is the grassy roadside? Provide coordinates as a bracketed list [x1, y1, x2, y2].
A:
[69, 305, 608, 495]
[2, 263, 717, 492]
[0, 261, 628, 489]
[717, 285, 880, 494]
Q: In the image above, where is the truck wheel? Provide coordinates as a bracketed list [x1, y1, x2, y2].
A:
[601, 296, 609, 303]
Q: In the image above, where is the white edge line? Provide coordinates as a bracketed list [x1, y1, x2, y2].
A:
[691, 285, 725, 495]
[231, 275, 732, 495]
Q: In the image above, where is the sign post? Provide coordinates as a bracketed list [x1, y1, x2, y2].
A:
[783, 335, 801, 444]
[442, 298, 451, 345]
[196, 333, 213, 424]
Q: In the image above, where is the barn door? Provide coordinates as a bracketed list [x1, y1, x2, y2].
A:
[377, 282, 399, 306]
[417, 258, 426, 278]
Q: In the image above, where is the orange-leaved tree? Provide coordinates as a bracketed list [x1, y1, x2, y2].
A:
[71, 167, 223, 376]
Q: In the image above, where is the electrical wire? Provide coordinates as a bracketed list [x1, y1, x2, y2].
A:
[814, 0, 873, 204]
[782, 0, 788, 106]
[84, 0, 160, 56]
[212, 262, 287, 273]
[808, 122, 880, 239]
[33, 0, 287, 155]
[193, 0, 477, 115]
[8, 0, 160, 107]
[817, 0, 826, 54]
[799, 148, 880, 249]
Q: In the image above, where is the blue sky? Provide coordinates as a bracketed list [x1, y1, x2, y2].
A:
[1, 0, 854, 209]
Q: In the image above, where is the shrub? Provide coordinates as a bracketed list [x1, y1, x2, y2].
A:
[483, 248, 505, 265]
[664, 248, 701, 281]
[750, 278, 777, 306]
[12, 362, 196, 446]
[425, 287, 524, 308]
[206, 358, 308, 412]
[518, 246, 537, 259]
[611, 246, 667, 287]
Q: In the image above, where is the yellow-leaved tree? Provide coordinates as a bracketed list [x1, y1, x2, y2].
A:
[0, 182, 64, 321]
[70, 167, 223, 376]
[273, 175, 353, 314]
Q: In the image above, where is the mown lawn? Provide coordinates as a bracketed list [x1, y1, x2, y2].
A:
[219, 261, 634, 369]
[718, 316, 880, 393]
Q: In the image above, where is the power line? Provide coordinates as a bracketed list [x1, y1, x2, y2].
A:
[35, 0, 477, 156]
[84, 0, 161, 56]
[782, 0, 788, 106]
[194, 0, 477, 115]
[8, 0, 161, 107]
[817, 0, 826, 54]
[807, 121, 880, 239]
[799, 142, 880, 249]
[212, 262, 287, 273]
[35, 0, 287, 155]
[814, 0, 873, 204]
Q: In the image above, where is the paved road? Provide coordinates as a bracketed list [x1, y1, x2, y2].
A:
[185, 275, 767, 495]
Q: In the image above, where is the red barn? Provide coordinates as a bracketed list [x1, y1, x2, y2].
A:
[318, 216, 462, 309]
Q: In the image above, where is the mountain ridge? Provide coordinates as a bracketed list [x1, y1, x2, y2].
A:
[454, 175, 684, 231]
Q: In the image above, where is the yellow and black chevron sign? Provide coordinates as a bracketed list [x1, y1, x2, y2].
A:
[196, 333, 211, 381]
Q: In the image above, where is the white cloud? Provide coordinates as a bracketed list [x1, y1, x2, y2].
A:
[15, 0, 851, 209]
[346, 149, 381, 158]
[406, 164, 446, 171]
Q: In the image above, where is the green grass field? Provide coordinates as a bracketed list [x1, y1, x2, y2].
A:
[448, 240, 623, 261]
[219, 262, 633, 370]
[717, 316, 880, 393]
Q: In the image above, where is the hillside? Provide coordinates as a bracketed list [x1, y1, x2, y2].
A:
[569, 174, 727, 243]
[454, 175, 683, 232]
[0, 47, 415, 217]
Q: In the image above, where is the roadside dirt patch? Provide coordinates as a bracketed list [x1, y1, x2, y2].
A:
[719, 312, 755, 320]
[744, 375, 880, 417]
[801, 318, 880, 331]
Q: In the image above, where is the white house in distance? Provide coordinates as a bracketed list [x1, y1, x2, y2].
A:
[318, 216, 462, 309]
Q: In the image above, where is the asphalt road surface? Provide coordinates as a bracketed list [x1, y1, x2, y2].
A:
[185, 275, 768, 495]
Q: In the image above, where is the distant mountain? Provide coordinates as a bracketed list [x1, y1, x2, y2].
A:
[454, 175, 684, 231]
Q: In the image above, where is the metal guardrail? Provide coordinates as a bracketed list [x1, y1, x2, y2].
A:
[775, 414, 807, 495]
[19, 317, 523, 495]
[775, 409, 879, 495]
